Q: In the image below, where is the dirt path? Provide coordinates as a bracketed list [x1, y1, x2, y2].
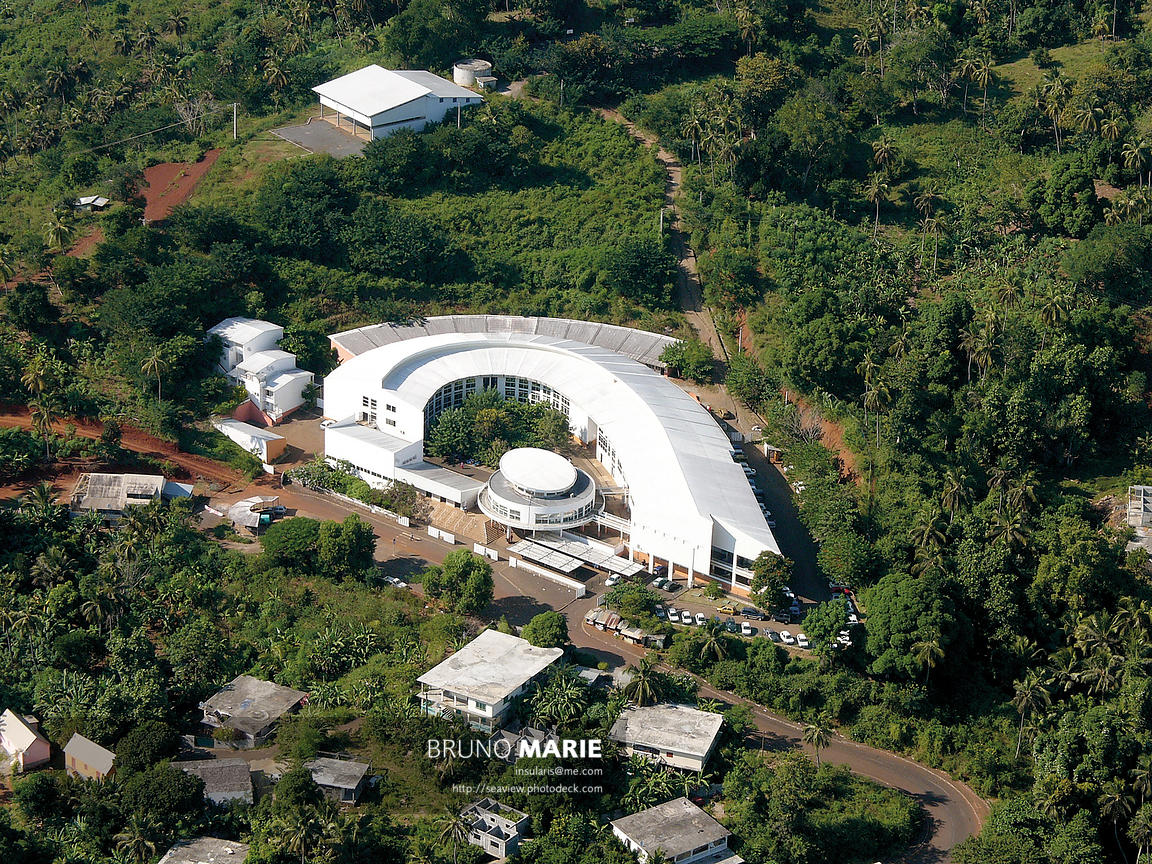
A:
[141, 149, 222, 223]
[596, 109, 727, 363]
[0, 406, 246, 490]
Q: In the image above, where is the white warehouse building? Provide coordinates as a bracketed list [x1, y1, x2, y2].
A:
[312, 65, 483, 140]
[321, 317, 779, 592]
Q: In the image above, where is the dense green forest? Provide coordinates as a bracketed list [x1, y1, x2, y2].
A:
[1, 0, 1152, 860]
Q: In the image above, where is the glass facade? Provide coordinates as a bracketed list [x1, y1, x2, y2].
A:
[424, 377, 570, 431]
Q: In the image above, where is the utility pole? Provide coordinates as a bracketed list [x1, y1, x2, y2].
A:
[659, 207, 664, 233]
[232, 102, 237, 139]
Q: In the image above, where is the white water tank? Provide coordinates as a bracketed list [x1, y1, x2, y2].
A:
[453, 58, 493, 87]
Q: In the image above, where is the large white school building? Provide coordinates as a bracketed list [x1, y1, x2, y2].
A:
[320, 316, 779, 591]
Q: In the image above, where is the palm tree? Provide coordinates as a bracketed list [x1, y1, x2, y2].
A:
[140, 348, 168, 405]
[263, 56, 289, 91]
[973, 55, 994, 128]
[1011, 671, 1051, 759]
[696, 698, 723, 713]
[1102, 112, 1123, 143]
[163, 12, 188, 45]
[42, 215, 73, 252]
[0, 244, 15, 285]
[30, 397, 58, 458]
[623, 656, 667, 707]
[31, 546, 74, 590]
[700, 623, 728, 663]
[1129, 804, 1152, 864]
[1072, 104, 1104, 134]
[114, 815, 157, 864]
[954, 56, 976, 115]
[854, 32, 873, 74]
[436, 806, 472, 864]
[733, 0, 757, 54]
[1038, 288, 1070, 350]
[1101, 780, 1136, 864]
[802, 715, 832, 768]
[1041, 72, 1071, 154]
[912, 638, 944, 685]
[864, 172, 890, 239]
[21, 481, 58, 520]
[1132, 753, 1152, 805]
[134, 25, 158, 58]
[871, 135, 897, 173]
[276, 811, 318, 864]
[914, 185, 940, 217]
[1123, 139, 1151, 187]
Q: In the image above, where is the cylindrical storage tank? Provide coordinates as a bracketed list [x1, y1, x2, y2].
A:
[453, 59, 492, 87]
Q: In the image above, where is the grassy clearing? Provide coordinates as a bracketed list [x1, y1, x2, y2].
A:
[994, 39, 1110, 99]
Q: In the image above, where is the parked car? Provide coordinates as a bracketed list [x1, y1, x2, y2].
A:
[848, 613, 860, 624]
[797, 633, 811, 649]
[828, 581, 850, 593]
[694, 612, 707, 626]
[724, 617, 739, 633]
[717, 604, 736, 615]
[664, 581, 681, 593]
[740, 621, 754, 636]
[605, 575, 622, 588]
[269, 505, 287, 516]
[655, 605, 667, 620]
[771, 611, 792, 623]
[741, 465, 756, 476]
[741, 606, 765, 620]
[653, 564, 668, 577]
[765, 629, 782, 643]
[780, 630, 797, 645]
[650, 576, 666, 589]
[384, 576, 409, 589]
[320, 419, 337, 429]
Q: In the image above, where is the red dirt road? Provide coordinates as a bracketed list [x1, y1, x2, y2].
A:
[0, 406, 245, 490]
[141, 149, 221, 223]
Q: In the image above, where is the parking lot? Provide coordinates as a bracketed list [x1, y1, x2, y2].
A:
[272, 120, 367, 158]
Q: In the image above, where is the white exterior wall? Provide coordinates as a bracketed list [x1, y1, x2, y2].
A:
[320, 93, 483, 139]
[266, 372, 313, 420]
[217, 330, 283, 375]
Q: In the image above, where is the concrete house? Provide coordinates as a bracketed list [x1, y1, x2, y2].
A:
[207, 317, 314, 426]
[417, 630, 562, 733]
[173, 758, 254, 805]
[64, 733, 116, 782]
[200, 675, 307, 749]
[158, 837, 249, 864]
[0, 710, 50, 773]
[306, 757, 370, 804]
[609, 704, 724, 773]
[312, 65, 483, 140]
[610, 797, 743, 864]
[461, 798, 530, 858]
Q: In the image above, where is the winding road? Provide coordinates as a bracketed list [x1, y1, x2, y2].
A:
[591, 108, 990, 862]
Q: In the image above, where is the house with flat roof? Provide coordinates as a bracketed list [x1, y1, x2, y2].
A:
[64, 733, 115, 781]
[417, 630, 563, 732]
[213, 418, 287, 464]
[0, 710, 50, 773]
[306, 757, 371, 804]
[158, 837, 249, 864]
[610, 797, 743, 864]
[173, 758, 253, 805]
[462, 798, 530, 858]
[201, 675, 307, 748]
[207, 317, 313, 426]
[312, 65, 483, 140]
[609, 704, 724, 773]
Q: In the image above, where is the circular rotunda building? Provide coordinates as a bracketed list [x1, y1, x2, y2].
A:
[478, 448, 597, 531]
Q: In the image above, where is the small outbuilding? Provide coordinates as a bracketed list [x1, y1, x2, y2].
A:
[73, 195, 110, 212]
[306, 757, 371, 804]
[213, 418, 287, 464]
[64, 732, 116, 782]
[0, 710, 50, 773]
[173, 758, 254, 805]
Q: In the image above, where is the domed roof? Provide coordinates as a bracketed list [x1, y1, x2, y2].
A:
[498, 448, 577, 496]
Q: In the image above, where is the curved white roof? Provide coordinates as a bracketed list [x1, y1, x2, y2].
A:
[327, 331, 777, 557]
[499, 448, 577, 495]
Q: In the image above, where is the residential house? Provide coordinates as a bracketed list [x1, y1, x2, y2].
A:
[306, 757, 370, 804]
[64, 733, 115, 781]
[417, 630, 562, 733]
[610, 797, 743, 864]
[172, 758, 254, 805]
[158, 837, 249, 864]
[73, 195, 110, 212]
[207, 317, 314, 426]
[0, 710, 50, 773]
[312, 65, 483, 140]
[609, 704, 724, 773]
[461, 798, 530, 858]
[200, 675, 307, 749]
[487, 726, 558, 764]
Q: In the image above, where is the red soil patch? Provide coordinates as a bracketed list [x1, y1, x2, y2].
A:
[1094, 179, 1122, 201]
[67, 225, 104, 258]
[141, 148, 222, 223]
[0, 405, 245, 490]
